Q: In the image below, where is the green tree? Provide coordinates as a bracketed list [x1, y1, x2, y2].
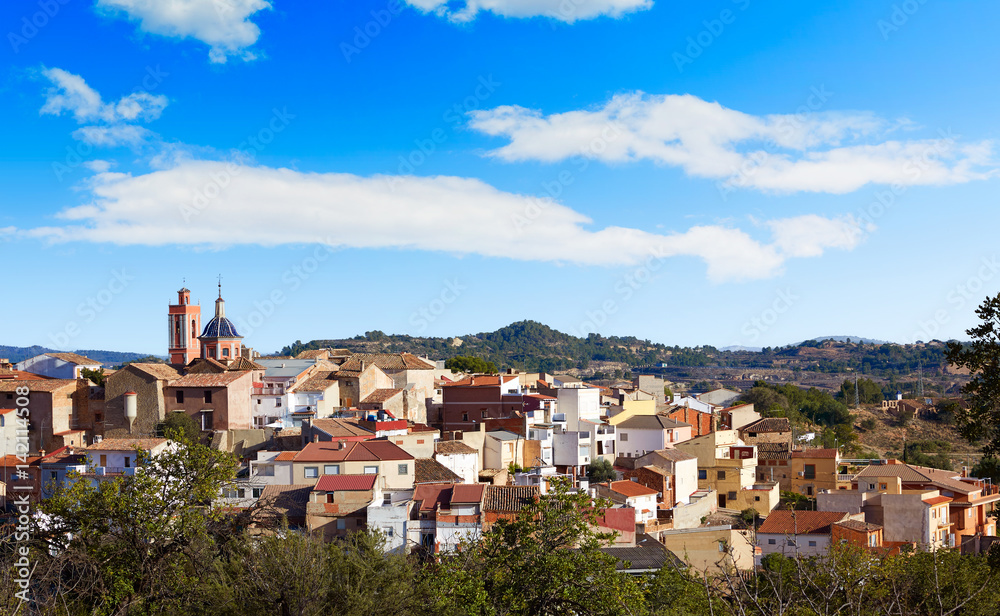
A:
[445, 355, 499, 374]
[81, 366, 107, 386]
[431, 478, 646, 616]
[946, 294, 1000, 456]
[159, 410, 202, 442]
[587, 458, 616, 484]
[973, 456, 1000, 483]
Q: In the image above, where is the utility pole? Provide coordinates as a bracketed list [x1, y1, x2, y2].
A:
[854, 372, 860, 408]
[918, 362, 924, 398]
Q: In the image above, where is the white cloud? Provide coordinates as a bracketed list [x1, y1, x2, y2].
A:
[404, 0, 651, 23]
[767, 214, 865, 258]
[22, 160, 860, 282]
[96, 0, 270, 63]
[40, 68, 166, 148]
[469, 92, 997, 194]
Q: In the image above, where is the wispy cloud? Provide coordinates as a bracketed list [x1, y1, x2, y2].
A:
[95, 0, 271, 63]
[469, 92, 997, 194]
[404, 0, 652, 23]
[19, 160, 863, 282]
[40, 67, 166, 148]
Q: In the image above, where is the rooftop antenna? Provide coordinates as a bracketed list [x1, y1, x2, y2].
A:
[218, 274, 223, 298]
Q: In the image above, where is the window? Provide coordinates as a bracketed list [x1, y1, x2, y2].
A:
[124, 457, 130, 468]
[94, 412, 102, 422]
[100, 454, 107, 467]
[804, 464, 816, 480]
[204, 390, 212, 403]
[481, 411, 488, 419]
[385, 526, 394, 537]
[304, 467, 319, 478]
[880, 483, 887, 490]
[718, 541, 727, 552]
[417, 439, 425, 444]
[768, 538, 776, 545]
[621, 433, 628, 442]
[222, 487, 239, 499]
[717, 470, 726, 480]
[698, 469, 707, 480]
[364, 465, 378, 474]
[176, 391, 184, 403]
[398, 464, 408, 475]
[257, 399, 261, 404]
[324, 464, 340, 475]
[337, 519, 346, 530]
[276, 399, 282, 407]
[251, 488, 263, 498]
[808, 541, 817, 547]
[754, 495, 760, 502]
[786, 539, 795, 547]
[462, 413, 469, 422]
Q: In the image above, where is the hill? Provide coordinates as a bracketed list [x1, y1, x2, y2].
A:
[0, 345, 163, 367]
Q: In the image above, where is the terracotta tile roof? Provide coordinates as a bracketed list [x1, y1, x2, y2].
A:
[361, 388, 403, 404]
[314, 474, 378, 492]
[758, 510, 849, 535]
[0, 370, 55, 381]
[607, 480, 660, 498]
[1, 455, 41, 467]
[169, 372, 249, 388]
[853, 462, 979, 494]
[275, 451, 298, 461]
[257, 484, 311, 521]
[184, 357, 228, 373]
[0, 379, 77, 392]
[295, 440, 413, 463]
[340, 353, 434, 372]
[436, 441, 478, 455]
[226, 356, 266, 371]
[835, 519, 882, 532]
[296, 349, 331, 360]
[409, 423, 438, 433]
[756, 442, 791, 461]
[292, 371, 338, 392]
[415, 458, 462, 484]
[451, 483, 486, 504]
[484, 485, 539, 511]
[45, 352, 100, 365]
[85, 438, 168, 451]
[792, 448, 839, 459]
[334, 369, 362, 379]
[309, 418, 374, 440]
[644, 448, 697, 463]
[413, 484, 452, 511]
[125, 363, 181, 380]
[444, 375, 518, 387]
[741, 417, 791, 434]
[924, 495, 953, 506]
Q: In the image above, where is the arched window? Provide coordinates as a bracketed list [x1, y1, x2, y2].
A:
[192, 318, 196, 333]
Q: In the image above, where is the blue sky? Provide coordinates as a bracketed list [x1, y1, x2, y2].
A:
[2, 0, 999, 356]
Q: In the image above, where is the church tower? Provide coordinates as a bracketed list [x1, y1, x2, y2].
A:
[198, 281, 243, 363]
[168, 287, 201, 366]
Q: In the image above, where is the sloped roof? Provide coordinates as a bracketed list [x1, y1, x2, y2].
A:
[643, 448, 697, 464]
[451, 484, 486, 504]
[597, 533, 684, 572]
[340, 353, 434, 372]
[436, 441, 478, 455]
[758, 510, 848, 535]
[184, 357, 228, 373]
[791, 448, 838, 459]
[86, 438, 168, 451]
[46, 352, 100, 365]
[756, 442, 791, 461]
[0, 379, 77, 392]
[415, 458, 462, 484]
[484, 485, 539, 511]
[293, 371, 339, 392]
[835, 519, 882, 532]
[126, 363, 181, 380]
[169, 372, 249, 388]
[275, 451, 298, 462]
[309, 418, 374, 440]
[257, 484, 311, 521]
[741, 417, 791, 434]
[607, 480, 660, 498]
[226, 356, 266, 371]
[362, 388, 403, 404]
[413, 484, 452, 512]
[314, 474, 378, 492]
[296, 349, 331, 360]
[444, 375, 518, 387]
[618, 415, 690, 430]
[295, 440, 413, 463]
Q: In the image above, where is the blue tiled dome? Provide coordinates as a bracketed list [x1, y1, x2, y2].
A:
[201, 316, 240, 338]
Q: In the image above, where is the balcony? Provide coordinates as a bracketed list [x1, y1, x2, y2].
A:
[253, 385, 286, 396]
[837, 474, 854, 482]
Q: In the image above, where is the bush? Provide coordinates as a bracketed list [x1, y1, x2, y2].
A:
[860, 418, 878, 431]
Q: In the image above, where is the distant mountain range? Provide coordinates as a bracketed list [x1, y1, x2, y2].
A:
[0, 345, 164, 367]
[807, 336, 892, 345]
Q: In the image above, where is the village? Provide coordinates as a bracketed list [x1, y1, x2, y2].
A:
[2, 284, 998, 576]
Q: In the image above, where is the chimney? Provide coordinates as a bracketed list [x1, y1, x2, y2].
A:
[338, 440, 346, 450]
[312, 434, 319, 443]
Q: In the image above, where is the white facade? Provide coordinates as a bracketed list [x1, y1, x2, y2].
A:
[435, 451, 478, 484]
[552, 428, 592, 470]
[758, 533, 832, 559]
[16, 354, 100, 379]
[582, 420, 616, 462]
[617, 425, 684, 459]
[674, 456, 700, 504]
[368, 491, 411, 554]
[527, 424, 555, 466]
[557, 387, 601, 431]
[671, 395, 717, 414]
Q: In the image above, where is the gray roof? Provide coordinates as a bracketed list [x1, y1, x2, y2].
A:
[254, 359, 317, 378]
[595, 534, 686, 572]
[617, 415, 691, 430]
[487, 430, 521, 441]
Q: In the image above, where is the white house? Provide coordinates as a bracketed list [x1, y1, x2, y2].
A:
[556, 387, 601, 431]
[616, 415, 692, 458]
[17, 352, 101, 380]
[552, 427, 591, 475]
[434, 440, 479, 484]
[527, 423, 555, 466]
[600, 480, 660, 524]
[252, 359, 318, 427]
[671, 395, 718, 414]
[756, 510, 850, 560]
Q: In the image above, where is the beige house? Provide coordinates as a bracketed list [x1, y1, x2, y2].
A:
[676, 429, 779, 512]
[104, 363, 181, 437]
[292, 440, 415, 490]
[790, 448, 842, 496]
[164, 371, 255, 431]
[659, 525, 756, 572]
